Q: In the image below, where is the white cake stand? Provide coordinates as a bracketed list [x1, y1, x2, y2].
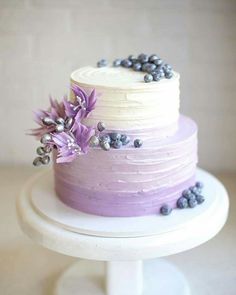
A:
[16, 168, 229, 295]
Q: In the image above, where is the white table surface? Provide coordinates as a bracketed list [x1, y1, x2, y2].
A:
[0, 166, 235, 295]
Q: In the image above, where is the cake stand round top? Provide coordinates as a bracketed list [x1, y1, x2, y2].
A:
[16, 168, 229, 261]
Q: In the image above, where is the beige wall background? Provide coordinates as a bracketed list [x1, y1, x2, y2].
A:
[0, 0, 235, 172]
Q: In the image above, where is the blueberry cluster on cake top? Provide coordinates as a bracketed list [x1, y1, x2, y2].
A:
[97, 53, 174, 83]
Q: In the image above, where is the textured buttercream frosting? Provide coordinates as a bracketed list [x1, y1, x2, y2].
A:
[71, 66, 180, 131]
[54, 116, 198, 217]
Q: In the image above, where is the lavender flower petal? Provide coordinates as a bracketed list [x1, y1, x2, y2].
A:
[52, 132, 81, 163]
[74, 123, 95, 153]
[85, 89, 97, 116]
[69, 84, 97, 121]
[31, 96, 66, 138]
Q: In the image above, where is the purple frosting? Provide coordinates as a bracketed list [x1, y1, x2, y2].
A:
[53, 115, 198, 217]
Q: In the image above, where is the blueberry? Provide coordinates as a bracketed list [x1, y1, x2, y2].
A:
[43, 145, 52, 154]
[183, 190, 196, 201]
[97, 121, 106, 132]
[128, 55, 136, 62]
[142, 62, 156, 73]
[165, 71, 173, 79]
[37, 146, 45, 156]
[100, 134, 111, 144]
[156, 65, 163, 71]
[153, 58, 163, 66]
[149, 54, 159, 63]
[146, 63, 157, 73]
[138, 53, 145, 60]
[112, 140, 122, 149]
[134, 139, 143, 148]
[152, 72, 161, 81]
[89, 135, 100, 147]
[33, 157, 42, 166]
[41, 133, 52, 144]
[157, 67, 164, 73]
[187, 193, 196, 202]
[138, 53, 149, 64]
[144, 74, 153, 83]
[195, 181, 204, 189]
[163, 67, 171, 74]
[191, 186, 202, 195]
[190, 186, 199, 195]
[188, 199, 198, 208]
[163, 63, 172, 71]
[100, 141, 110, 151]
[182, 189, 191, 198]
[156, 68, 165, 78]
[177, 197, 188, 209]
[133, 62, 142, 71]
[160, 204, 172, 216]
[113, 59, 122, 67]
[121, 59, 132, 68]
[110, 133, 121, 141]
[97, 59, 108, 67]
[41, 155, 50, 165]
[196, 195, 205, 204]
[196, 188, 202, 195]
[120, 134, 130, 145]
[141, 63, 149, 72]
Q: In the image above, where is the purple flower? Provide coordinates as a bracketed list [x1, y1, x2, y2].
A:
[52, 132, 81, 163]
[29, 85, 98, 165]
[31, 96, 66, 138]
[64, 84, 97, 125]
[49, 95, 66, 119]
[74, 123, 95, 153]
[52, 124, 95, 163]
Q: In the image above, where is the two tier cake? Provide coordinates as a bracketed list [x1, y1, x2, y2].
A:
[31, 54, 203, 217]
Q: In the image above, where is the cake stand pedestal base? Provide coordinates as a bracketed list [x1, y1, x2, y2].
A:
[55, 259, 190, 295]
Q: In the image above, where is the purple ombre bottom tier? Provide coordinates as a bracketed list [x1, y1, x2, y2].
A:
[53, 115, 198, 217]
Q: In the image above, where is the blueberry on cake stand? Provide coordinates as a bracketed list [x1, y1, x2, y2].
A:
[17, 168, 228, 295]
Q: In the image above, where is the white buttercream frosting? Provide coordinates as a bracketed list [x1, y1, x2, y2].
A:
[71, 66, 180, 130]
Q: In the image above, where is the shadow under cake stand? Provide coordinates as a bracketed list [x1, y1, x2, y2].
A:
[16, 168, 229, 295]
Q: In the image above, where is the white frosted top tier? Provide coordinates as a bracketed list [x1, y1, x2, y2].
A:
[71, 66, 180, 130]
